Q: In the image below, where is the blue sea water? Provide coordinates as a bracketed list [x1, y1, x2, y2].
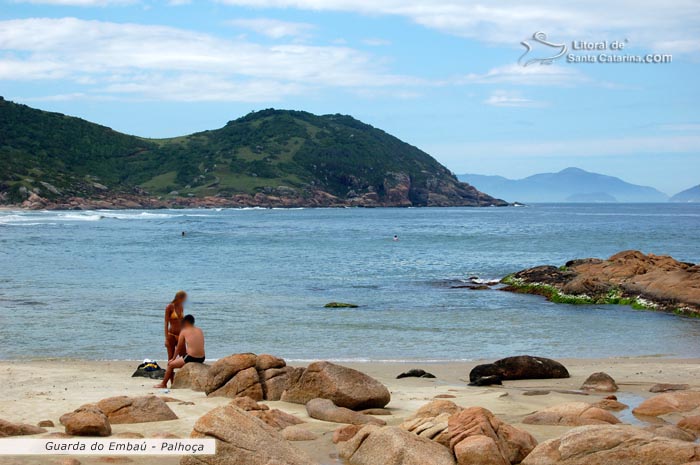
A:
[0, 204, 699, 361]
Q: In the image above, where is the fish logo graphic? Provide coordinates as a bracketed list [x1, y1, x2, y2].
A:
[518, 32, 568, 66]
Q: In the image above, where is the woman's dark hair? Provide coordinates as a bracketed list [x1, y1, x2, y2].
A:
[183, 314, 195, 325]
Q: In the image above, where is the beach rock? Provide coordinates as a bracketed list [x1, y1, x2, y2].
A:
[333, 424, 363, 443]
[256, 354, 286, 371]
[469, 375, 502, 386]
[523, 402, 620, 426]
[172, 362, 210, 391]
[337, 425, 456, 465]
[651, 383, 691, 393]
[208, 367, 264, 400]
[229, 397, 269, 411]
[282, 361, 391, 410]
[261, 366, 304, 401]
[250, 409, 305, 430]
[434, 395, 457, 399]
[520, 425, 700, 465]
[204, 353, 258, 395]
[448, 407, 537, 465]
[401, 413, 451, 443]
[150, 432, 181, 439]
[306, 398, 386, 426]
[644, 424, 696, 442]
[397, 369, 436, 379]
[96, 396, 177, 424]
[0, 419, 47, 437]
[678, 416, 700, 435]
[503, 250, 700, 316]
[469, 356, 569, 383]
[55, 459, 81, 465]
[522, 390, 550, 396]
[60, 406, 111, 437]
[282, 425, 319, 441]
[592, 399, 628, 411]
[180, 404, 317, 465]
[324, 302, 358, 308]
[411, 400, 463, 419]
[38, 420, 55, 428]
[112, 432, 145, 439]
[633, 391, 700, 417]
[581, 372, 618, 392]
[360, 408, 392, 415]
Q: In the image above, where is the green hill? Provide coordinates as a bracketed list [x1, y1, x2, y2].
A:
[0, 97, 506, 208]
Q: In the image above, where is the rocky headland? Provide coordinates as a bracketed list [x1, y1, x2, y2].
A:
[500, 250, 700, 317]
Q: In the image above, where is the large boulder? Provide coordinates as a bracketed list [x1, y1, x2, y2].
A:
[469, 356, 569, 384]
[180, 404, 317, 465]
[60, 406, 111, 437]
[523, 402, 620, 426]
[448, 407, 537, 465]
[633, 391, 700, 417]
[580, 372, 618, 392]
[306, 398, 386, 426]
[208, 367, 264, 401]
[172, 363, 210, 391]
[337, 425, 456, 465]
[0, 419, 46, 437]
[261, 366, 304, 401]
[521, 425, 700, 465]
[96, 396, 177, 424]
[204, 353, 258, 395]
[282, 362, 391, 410]
[401, 404, 537, 464]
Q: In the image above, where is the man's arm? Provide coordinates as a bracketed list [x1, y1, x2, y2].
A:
[174, 331, 187, 358]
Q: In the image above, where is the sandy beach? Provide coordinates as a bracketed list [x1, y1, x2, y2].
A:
[1, 357, 698, 465]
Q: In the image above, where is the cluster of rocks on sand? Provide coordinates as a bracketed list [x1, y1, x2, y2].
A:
[3, 354, 700, 465]
[500, 250, 700, 316]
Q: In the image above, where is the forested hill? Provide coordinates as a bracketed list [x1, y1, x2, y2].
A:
[0, 98, 506, 209]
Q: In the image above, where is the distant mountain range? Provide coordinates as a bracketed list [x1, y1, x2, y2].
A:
[458, 168, 669, 203]
[670, 185, 700, 203]
[0, 98, 506, 209]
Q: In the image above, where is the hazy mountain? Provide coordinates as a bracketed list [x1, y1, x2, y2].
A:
[458, 168, 668, 203]
[0, 98, 506, 208]
[670, 185, 700, 202]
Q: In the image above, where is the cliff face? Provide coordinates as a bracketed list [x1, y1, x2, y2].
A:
[1, 99, 507, 209]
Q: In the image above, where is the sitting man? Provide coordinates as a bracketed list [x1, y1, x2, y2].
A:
[154, 314, 205, 388]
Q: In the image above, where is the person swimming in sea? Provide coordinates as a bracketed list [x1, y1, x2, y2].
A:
[164, 291, 186, 360]
[154, 314, 205, 389]
[393, 235, 399, 241]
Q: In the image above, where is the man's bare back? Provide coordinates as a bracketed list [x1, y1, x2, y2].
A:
[178, 326, 205, 358]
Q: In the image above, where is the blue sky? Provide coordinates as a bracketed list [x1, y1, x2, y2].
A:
[1, 0, 698, 194]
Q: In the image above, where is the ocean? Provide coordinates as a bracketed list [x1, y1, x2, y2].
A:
[1, 204, 699, 362]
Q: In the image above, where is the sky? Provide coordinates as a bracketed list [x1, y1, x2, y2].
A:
[1, 1, 699, 195]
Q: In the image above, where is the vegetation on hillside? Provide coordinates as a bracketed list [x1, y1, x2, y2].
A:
[0, 98, 501, 206]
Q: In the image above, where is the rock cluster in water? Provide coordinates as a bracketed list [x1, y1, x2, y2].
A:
[501, 250, 700, 317]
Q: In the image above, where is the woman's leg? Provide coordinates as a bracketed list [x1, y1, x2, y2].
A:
[165, 334, 177, 360]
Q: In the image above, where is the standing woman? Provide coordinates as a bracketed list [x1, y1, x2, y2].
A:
[164, 291, 187, 360]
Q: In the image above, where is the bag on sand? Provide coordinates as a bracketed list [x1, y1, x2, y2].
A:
[131, 359, 166, 379]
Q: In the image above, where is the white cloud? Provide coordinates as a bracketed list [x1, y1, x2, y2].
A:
[484, 90, 545, 107]
[0, 17, 422, 102]
[228, 18, 315, 39]
[456, 64, 589, 87]
[215, 0, 700, 55]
